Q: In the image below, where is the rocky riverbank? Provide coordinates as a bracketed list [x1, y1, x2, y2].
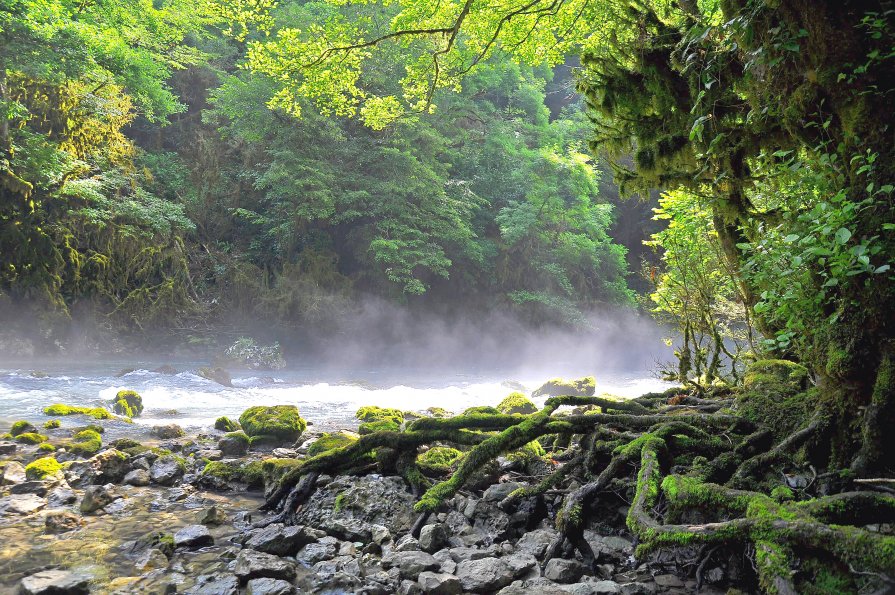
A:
[0, 393, 741, 595]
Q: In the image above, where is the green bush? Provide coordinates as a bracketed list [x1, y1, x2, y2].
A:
[239, 405, 306, 443]
[111, 390, 144, 417]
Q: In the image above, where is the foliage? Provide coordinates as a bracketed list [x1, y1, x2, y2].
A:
[221, 337, 285, 370]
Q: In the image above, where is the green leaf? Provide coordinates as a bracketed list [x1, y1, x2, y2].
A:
[835, 228, 852, 245]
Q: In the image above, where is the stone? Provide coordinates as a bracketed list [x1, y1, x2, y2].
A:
[185, 574, 239, 595]
[174, 524, 214, 548]
[47, 486, 76, 507]
[505, 553, 539, 579]
[88, 449, 130, 483]
[135, 548, 169, 572]
[448, 546, 498, 562]
[296, 537, 339, 565]
[234, 549, 296, 582]
[432, 549, 456, 574]
[0, 441, 16, 455]
[582, 531, 634, 562]
[482, 481, 525, 502]
[244, 524, 315, 557]
[246, 577, 295, 595]
[150, 456, 184, 486]
[515, 528, 558, 559]
[588, 581, 621, 594]
[619, 583, 657, 595]
[544, 559, 586, 583]
[417, 571, 463, 595]
[19, 570, 90, 595]
[455, 557, 514, 592]
[395, 534, 422, 551]
[45, 510, 82, 533]
[124, 469, 150, 486]
[218, 434, 249, 456]
[1, 461, 26, 485]
[80, 484, 116, 514]
[196, 449, 223, 461]
[399, 580, 423, 595]
[10, 481, 49, 496]
[653, 574, 684, 588]
[496, 578, 568, 595]
[295, 475, 416, 536]
[419, 523, 449, 553]
[371, 524, 392, 545]
[152, 424, 186, 439]
[384, 551, 441, 580]
[200, 505, 229, 526]
[323, 517, 374, 542]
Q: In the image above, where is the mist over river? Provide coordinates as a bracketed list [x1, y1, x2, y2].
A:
[0, 361, 670, 437]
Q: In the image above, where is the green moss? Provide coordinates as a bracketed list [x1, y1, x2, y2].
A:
[16, 432, 47, 444]
[461, 406, 500, 415]
[743, 360, 809, 391]
[25, 456, 61, 479]
[259, 458, 302, 485]
[10, 420, 36, 437]
[737, 386, 816, 441]
[754, 540, 793, 594]
[111, 389, 143, 417]
[0, 433, 11, 439]
[239, 405, 306, 443]
[417, 446, 463, 474]
[43, 404, 113, 419]
[771, 486, 795, 502]
[224, 431, 250, 445]
[248, 434, 283, 446]
[38, 442, 56, 452]
[73, 424, 104, 434]
[308, 431, 358, 456]
[68, 429, 102, 456]
[358, 419, 401, 435]
[202, 461, 238, 482]
[532, 376, 596, 397]
[355, 406, 404, 424]
[425, 407, 451, 418]
[333, 493, 347, 512]
[43, 419, 60, 430]
[497, 392, 538, 415]
[214, 416, 239, 432]
[110, 438, 141, 450]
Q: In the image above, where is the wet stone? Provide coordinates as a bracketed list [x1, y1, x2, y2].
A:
[0, 441, 17, 455]
[185, 573, 239, 595]
[19, 570, 90, 595]
[246, 577, 295, 595]
[455, 557, 514, 592]
[544, 559, 586, 583]
[1, 493, 47, 515]
[417, 571, 463, 595]
[174, 524, 214, 549]
[244, 523, 315, 557]
[46, 485, 76, 507]
[124, 469, 150, 486]
[234, 549, 297, 583]
[45, 510, 82, 534]
[80, 484, 116, 514]
[1, 461, 26, 485]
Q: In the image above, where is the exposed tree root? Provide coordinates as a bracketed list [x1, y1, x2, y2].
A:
[263, 389, 895, 593]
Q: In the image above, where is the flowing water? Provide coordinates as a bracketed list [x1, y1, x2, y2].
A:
[0, 360, 670, 436]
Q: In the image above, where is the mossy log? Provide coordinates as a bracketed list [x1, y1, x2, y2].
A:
[262, 386, 895, 593]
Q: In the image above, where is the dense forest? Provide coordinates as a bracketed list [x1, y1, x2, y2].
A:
[1, 0, 895, 593]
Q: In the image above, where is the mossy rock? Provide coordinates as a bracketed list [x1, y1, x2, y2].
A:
[214, 416, 239, 432]
[68, 429, 102, 457]
[462, 405, 500, 415]
[737, 384, 816, 443]
[43, 419, 60, 430]
[358, 419, 401, 435]
[25, 456, 61, 479]
[15, 432, 47, 444]
[111, 390, 143, 417]
[417, 446, 463, 475]
[496, 392, 537, 415]
[198, 366, 232, 387]
[308, 431, 359, 456]
[73, 424, 104, 435]
[37, 443, 56, 453]
[743, 360, 810, 392]
[532, 376, 596, 397]
[43, 404, 113, 419]
[10, 420, 36, 437]
[110, 438, 141, 450]
[425, 407, 451, 418]
[239, 406, 306, 443]
[355, 406, 404, 425]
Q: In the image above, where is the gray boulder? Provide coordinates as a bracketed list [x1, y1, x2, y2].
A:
[246, 577, 295, 595]
[295, 475, 416, 536]
[0, 441, 16, 455]
[45, 510, 82, 534]
[455, 557, 514, 592]
[296, 536, 339, 565]
[483, 481, 525, 502]
[515, 528, 558, 559]
[174, 524, 214, 548]
[185, 574, 239, 595]
[46, 485, 76, 507]
[19, 570, 90, 595]
[150, 456, 183, 486]
[80, 484, 117, 514]
[234, 549, 296, 582]
[0, 493, 46, 515]
[419, 523, 449, 553]
[1, 461, 26, 485]
[543, 559, 586, 583]
[417, 571, 462, 595]
[124, 469, 150, 486]
[383, 551, 440, 580]
[244, 523, 315, 556]
[152, 424, 186, 439]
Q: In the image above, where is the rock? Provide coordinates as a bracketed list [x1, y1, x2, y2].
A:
[419, 523, 449, 553]
[80, 484, 117, 514]
[324, 517, 374, 542]
[19, 570, 90, 595]
[295, 475, 416, 536]
[296, 537, 339, 565]
[0, 493, 47, 515]
[395, 535, 422, 552]
[483, 481, 525, 502]
[448, 546, 497, 562]
[704, 567, 724, 584]
[45, 510, 82, 533]
[196, 449, 223, 461]
[400, 579, 423, 595]
[174, 524, 214, 548]
[384, 551, 441, 580]
[505, 553, 539, 579]
[218, 434, 249, 456]
[653, 574, 684, 588]
[496, 578, 569, 595]
[185, 574, 239, 595]
[150, 455, 184, 486]
[371, 524, 392, 545]
[234, 549, 296, 583]
[433, 549, 456, 574]
[582, 531, 633, 562]
[618, 583, 657, 595]
[153, 364, 179, 375]
[135, 548, 169, 572]
[198, 366, 233, 387]
[246, 577, 295, 595]
[200, 505, 229, 526]
[123, 469, 150, 486]
[47, 486, 76, 507]
[152, 424, 186, 439]
[244, 523, 315, 556]
[544, 559, 586, 583]
[591, 580, 622, 594]
[455, 557, 514, 592]
[1, 461, 26, 485]
[10, 481, 49, 496]
[417, 571, 463, 595]
[0, 441, 16, 455]
[515, 528, 558, 559]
